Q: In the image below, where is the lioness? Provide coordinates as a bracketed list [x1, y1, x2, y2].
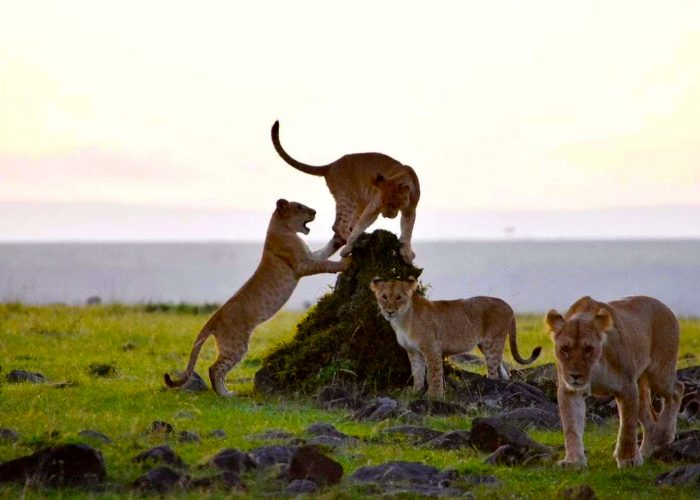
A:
[272, 121, 420, 264]
[370, 277, 541, 399]
[164, 199, 348, 397]
[546, 295, 684, 468]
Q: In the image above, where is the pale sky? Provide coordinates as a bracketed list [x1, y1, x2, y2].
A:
[0, 1, 699, 240]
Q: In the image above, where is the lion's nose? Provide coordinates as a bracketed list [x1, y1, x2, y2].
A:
[570, 373, 583, 382]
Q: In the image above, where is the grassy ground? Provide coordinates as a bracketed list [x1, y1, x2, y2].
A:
[1, 303, 699, 498]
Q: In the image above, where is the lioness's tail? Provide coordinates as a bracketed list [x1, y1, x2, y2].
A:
[163, 328, 211, 389]
[271, 121, 331, 176]
[508, 316, 541, 365]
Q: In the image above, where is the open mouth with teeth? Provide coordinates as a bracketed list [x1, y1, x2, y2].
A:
[302, 215, 315, 234]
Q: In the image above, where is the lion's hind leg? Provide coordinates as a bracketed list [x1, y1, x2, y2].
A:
[209, 334, 248, 398]
[638, 376, 659, 457]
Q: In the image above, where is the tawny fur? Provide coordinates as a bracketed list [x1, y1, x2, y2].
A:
[164, 199, 348, 397]
[546, 295, 684, 469]
[370, 277, 541, 399]
[271, 121, 420, 264]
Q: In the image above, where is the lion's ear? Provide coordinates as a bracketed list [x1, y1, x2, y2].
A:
[405, 276, 418, 292]
[369, 276, 383, 292]
[373, 174, 386, 186]
[593, 308, 613, 333]
[545, 309, 565, 334]
[399, 182, 411, 193]
[276, 198, 290, 215]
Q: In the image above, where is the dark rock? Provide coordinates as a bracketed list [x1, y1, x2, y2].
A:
[382, 425, 444, 443]
[409, 399, 469, 416]
[177, 371, 208, 392]
[132, 445, 186, 468]
[306, 435, 354, 449]
[249, 429, 295, 441]
[88, 363, 116, 377]
[288, 445, 343, 486]
[0, 428, 20, 443]
[150, 420, 174, 434]
[498, 408, 561, 430]
[470, 417, 554, 463]
[206, 448, 255, 473]
[0, 444, 105, 487]
[133, 465, 183, 493]
[485, 444, 526, 466]
[653, 430, 700, 462]
[317, 385, 364, 410]
[304, 423, 357, 448]
[353, 397, 402, 421]
[678, 365, 700, 383]
[349, 461, 464, 496]
[6, 370, 46, 384]
[252, 366, 280, 394]
[121, 341, 137, 351]
[587, 395, 618, 420]
[450, 353, 485, 366]
[287, 478, 319, 494]
[78, 429, 112, 444]
[208, 429, 227, 439]
[305, 422, 349, 440]
[511, 363, 558, 399]
[248, 445, 297, 469]
[424, 431, 471, 450]
[560, 484, 597, 499]
[186, 471, 244, 490]
[178, 431, 201, 443]
[656, 464, 700, 486]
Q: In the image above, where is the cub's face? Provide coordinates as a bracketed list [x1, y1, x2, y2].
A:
[370, 277, 417, 320]
[546, 308, 612, 391]
[275, 199, 316, 234]
[374, 175, 411, 219]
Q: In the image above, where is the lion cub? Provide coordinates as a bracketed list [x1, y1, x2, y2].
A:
[164, 199, 348, 397]
[272, 121, 420, 264]
[370, 277, 541, 399]
[546, 295, 684, 468]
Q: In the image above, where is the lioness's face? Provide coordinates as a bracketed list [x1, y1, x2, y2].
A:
[275, 199, 316, 234]
[374, 175, 411, 219]
[546, 309, 612, 391]
[369, 277, 417, 320]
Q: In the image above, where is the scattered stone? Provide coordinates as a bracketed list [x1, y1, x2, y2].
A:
[174, 410, 197, 419]
[133, 445, 186, 468]
[353, 397, 402, 421]
[424, 430, 471, 450]
[653, 430, 700, 462]
[6, 369, 46, 384]
[133, 465, 183, 493]
[206, 448, 255, 474]
[208, 429, 227, 439]
[349, 461, 465, 496]
[288, 445, 343, 486]
[0, 444, 105, 487]
[656, 463, 700, 486]
[187, 471, 244, 490]
[512, 363, 558, 399]
[248, 445, 297, 469]
[305, 422, 349, 440]
[122, 341, 137, 351]
[177, 371, 208, 392]
[0, 428, 20, 443]
[316, 385, 364, 410]
[78, 429, 112, 444]
[178, 430, 201, 443]
[249, 429, 295, 441]
[382, 425, 444, 443]
[498, 408, 561, 430]
[469, 417, 554, 463]
[287, 478, 319, 494]
[560, 484, 597, 499]
[50, 380, 77, 389]
[150, 420, 174, 434]
[678, 365, 700, 383]
[409, 399, 469, 416]
[88, 363, 116, 377]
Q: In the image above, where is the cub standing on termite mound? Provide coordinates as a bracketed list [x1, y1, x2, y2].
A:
[271, 121, 420, 264]
[164, 199, 348, 397]
[370, 276, 541, 399]
[546, 295, 684, 469]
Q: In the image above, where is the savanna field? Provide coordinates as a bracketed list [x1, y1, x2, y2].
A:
[1, 303, 700, 498]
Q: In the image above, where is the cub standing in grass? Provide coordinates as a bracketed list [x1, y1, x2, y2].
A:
[370, 276, 541, 399]
[164, 199, 348, 397]
[546, 295, 684, 468]
[271, 121, 420, 264]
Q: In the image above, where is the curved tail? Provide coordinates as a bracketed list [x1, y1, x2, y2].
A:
[163, 328, 211, 389]
[508, 316, 541, 365]
[271, 121, 331, 176]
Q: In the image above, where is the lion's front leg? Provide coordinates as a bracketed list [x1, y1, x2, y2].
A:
[339, 200, 381, 257]
[406, 349, 426, 393]
[614, 388, 644, 468]
[558, 386, 587, 468]
[422, 346, 445, 399]
[398, 209, 416, 264]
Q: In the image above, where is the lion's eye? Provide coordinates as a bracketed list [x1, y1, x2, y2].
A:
[584, 345, 594, 355]
[381, 294, 387, 300]
[560, 346, 570, 357]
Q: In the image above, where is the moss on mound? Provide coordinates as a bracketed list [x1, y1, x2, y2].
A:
[254, 230, 423, 394]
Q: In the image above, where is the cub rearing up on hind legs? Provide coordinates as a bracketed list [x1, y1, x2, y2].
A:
[271, 121, 420, 264]
[546, 295, 684, 469]
[164, 199, 348, 397]
[370, 277, 541, 399]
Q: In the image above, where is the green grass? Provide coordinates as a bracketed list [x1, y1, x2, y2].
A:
[0, 304, 699, 498]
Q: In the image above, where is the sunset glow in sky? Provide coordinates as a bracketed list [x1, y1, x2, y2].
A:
[1, 1, 699, 239]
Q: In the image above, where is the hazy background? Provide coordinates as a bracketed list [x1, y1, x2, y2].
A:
[1, 2, 698, 312]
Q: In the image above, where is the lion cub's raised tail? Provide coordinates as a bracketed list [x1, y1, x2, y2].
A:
[271, 121, 332, 176]
[508, 317, 541, 365]
[163, 328, 212, 388]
